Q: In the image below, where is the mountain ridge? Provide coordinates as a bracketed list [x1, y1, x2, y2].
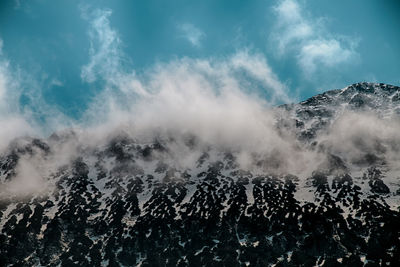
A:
[1, 82, 400, 266]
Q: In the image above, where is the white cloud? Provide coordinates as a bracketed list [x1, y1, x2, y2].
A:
[0, 38, 71, 151]
[230, 51, 290, 103]
[82, 54, 310, 174]
[273, 0, 312, 52]
[271, 0, 358, 76]
[0, 39, 36, 152]
[80, 8, 123, 84]
[0, 39, 6, 105]
[298, 39, 354, 75]
[0, 38, 14, 113]
[178, 23, 205, 47]
[0, 67, 7, 108]
[79, 9, 291, 108]
[1, 8, 295, 169]
[2, 7, 399, 197]
[49, 78, 64, 87]
[74, 9, 314, 174]
[318, 111, 400, 170]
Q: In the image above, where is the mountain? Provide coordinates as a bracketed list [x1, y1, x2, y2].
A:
[1, 82, 400, 266]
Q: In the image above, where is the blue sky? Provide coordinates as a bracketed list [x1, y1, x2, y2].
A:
[0, 0, 399, 125]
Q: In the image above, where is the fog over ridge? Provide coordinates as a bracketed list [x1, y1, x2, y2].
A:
[1, 9, 400, 197]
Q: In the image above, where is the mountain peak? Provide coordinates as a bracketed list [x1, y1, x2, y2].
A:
[341, 82, 400, 95]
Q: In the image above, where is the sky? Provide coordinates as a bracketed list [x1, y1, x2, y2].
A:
[0, 0, 399, 130]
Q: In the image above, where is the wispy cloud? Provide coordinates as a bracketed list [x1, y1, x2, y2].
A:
[178, 23, 205, 47]
[0, 38, 20, 115]
[14, 0, 21, 9]
[298, 39, 355, 74]
[77, 9, 299, 171]
[271, 0, 358, 76]
[0, 39, 6, 105]
[80, 7, 123, 84]
[0, 39, 35, 151]
[230, 51, 290, 103]
[79, 8, 291, 108]
[0, 37, 73, 145]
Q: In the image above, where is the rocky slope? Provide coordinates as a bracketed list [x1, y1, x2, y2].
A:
[1, 82, 400, 266]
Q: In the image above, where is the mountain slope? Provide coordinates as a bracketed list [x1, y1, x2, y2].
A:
[1, 82, 400, 266]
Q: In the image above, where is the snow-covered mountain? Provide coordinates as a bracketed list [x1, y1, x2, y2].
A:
[1, 82, 400, 266]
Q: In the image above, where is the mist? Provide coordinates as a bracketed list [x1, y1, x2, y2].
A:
[1, 8, 400, 198]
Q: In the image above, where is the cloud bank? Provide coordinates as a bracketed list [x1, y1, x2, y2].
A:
[318, 111, 400, 168]
[0, 7, 399, 198]
[271, 0, 358, 76]
[76, 9, 306, 173]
